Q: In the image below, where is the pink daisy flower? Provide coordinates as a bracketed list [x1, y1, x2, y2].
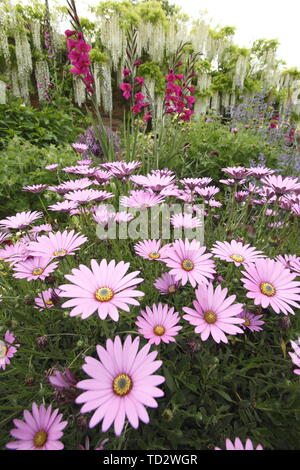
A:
[262, 175, 299, 195]
[275, 254, 300, 270]
[0, 241, 30, 266]
[59, 259, 144, 321]
[211, 240, 264, 266]
[48, 201, 79, 213]
[65, 189, 113, 204]
[183, 283, 244, 343]
[180, 178, 212, 189]
[241, 258, 300, 315]
[292, 204, 300, 216]
[131, 174, 175, 191]
[77, 159, 93, 165]
[154, 272, 180, 295]
[120, 191, 165, 209]
[235, 191, 249, 202]
[93, 169, 112, 184]
[0, 211, 42, 230]
[195, 186, 220, 199]
[31, 224, 53, 233]
[248, 166, 275, 179]
[101, 161, 141, 178]
[45, 164, 59, 171]
[221, 166, 250, 180]
[59, 178, 93, 192]
[63, 165, 96, 176]
[237, 309, 265, 331]
[93, 206, 116, 227]
[163, 239, 216, 288]
[48, 368, 77, 391]
[176, 189, 196, 203]
[134, 239, 170, 261]
[76, 335, 165, 435]
[171, 213, 202, 229]
[22, 184, 48, 193]
[290, 259, 300, 276]
[13, 256, 59, 281]
[114, 212, 134, 223]
[28, 230, 87, 259]
[0, 232, 11, 244]
[215, 438, 263, 450]
[6, 403, 68, 450]
[289, 338, 300, 375]
[0, 330, 20, 370]
[150, 169, 175, 178]
[136, 303, 182, 345]
[72, 142, 89, 153]
[34, 288, 61, 311]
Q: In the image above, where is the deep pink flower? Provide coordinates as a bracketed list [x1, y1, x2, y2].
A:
[241, 258, 300, 315]
[6, 403, 68, 450]
[0, 330, 20, 370]
[76, 336, 165, 435]
[183, 283, 244, 343]
[120, 83, 132, 100]
[135, 76, 145, 85]
[59, 259, 144, 321]
[136, 303, 182, 345]
[163, 239, 216, 288]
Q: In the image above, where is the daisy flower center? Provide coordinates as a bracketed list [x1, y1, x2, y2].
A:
[243, 318, 251, 326]
[113, 373, 132, 396]
[32, 267, 44, 276]
[149, 252, 160, 259]
[33, 430, 48, 448]
[45, 300, 53, 306]
[95, 287, 114, 302]
[153, 325, 165, 336]
[168, 285, 176, 293]
[231, 254, 245, 263]
[204, 310, 217, 324]
[260, 282, 276, 297]
[53, 249, 67, 257]
[182, 259, 194, 271]
[0, 341, 7, 358]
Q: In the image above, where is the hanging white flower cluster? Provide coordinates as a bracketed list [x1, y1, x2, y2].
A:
[14, 29, 33, 102]
[35, 60, 50, 101]
[0, 80, 7, 104]
[99, 14, 126, 71]
[190, 21, 209, 55]
[100, 63, 113, 114]
[233, 55, 248, 89]
[0, 26, 11, 67]
[32, 22, 42, 51]
[73, 76, 86, 107]
[93, 63, 102, 106]
[197, 73, 211, 91]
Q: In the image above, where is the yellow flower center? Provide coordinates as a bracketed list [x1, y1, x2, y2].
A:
[260, 282, 276, 297]
[231, 254, 245, 263]
[32, 267, 44, 276]
[243, 318, 251, 326]
[45, 300, 53, 306]
[33, 430, 48, 448]
[182, 259, 194, 271]
[168, 285, 176, 293]
[95, 287, 114, 302]
[204, 310, 217, 324]
[53, 249, 67, 257]
[149, 252, 160, 259]
[0, 341, 7, 359]
[153, 325, 165, 336]
[113, 373, 132, 396]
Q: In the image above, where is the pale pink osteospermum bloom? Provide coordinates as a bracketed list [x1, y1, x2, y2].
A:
[0, 241, 30, 266]
[180, 177, 212, 189]
[22, 184, 48, 193]
[211, 240, 264, 267]
[131, 173, 175, 191]
[0, 211, 43, 230]
[235, 191, 249, 202]
[163, 239, 216, 288]
[48, 201, 79, 213]
[275, 254, 300, 270]
[237, 309, 265, 332]
[221, 166, 251, 180]
[76, 335, 165, 436]
[171, 213, 202, 229]
[93, 206, 116, 227]
[289, 338, 300, 375]
[206, 199, 222, 208]
[59, 178, 93, 192]
[262, 175, 299, 195]
[72, 142, 89, 153]
[62, 165, 96, 176]
[34, 288, 61, 311]
[183, 283, 244, 343]
[291, 204, 300, 216]
[215, 438, 263, 450]
[47, 184, 70, 195]
[114, 211, 134, 223]
[0, 232, 11, 244]
[13, 256, 59, 281]
[136, 303, 182, 345]
[77, 159, 93, 166]
[151, 169, 175, 178]
[65, 189, 113, 204]
[45, 164, 59, 171]
[31, 224, 53, 233]
[93, 169, 112, 184]
[6, 403, 68, 450]
[195, 186, 220, 199]
[241, 258, 300, 315]
[219, 178, 245, 186]
[101, 161, 141, 178]
[28, 230, 87, 259]
[0, 330, 20, 370]
[59, 259, 144, 321]
[248, 166, 275, 179]
[289, 259, 300, 276]
[176, 189, 196, 203]
[154, 272, 180, 295]
[48, 368, 77, 391]
[159, 184, 180, 197]
[134, 239, 170, 261]
[120, 190, 165, 209]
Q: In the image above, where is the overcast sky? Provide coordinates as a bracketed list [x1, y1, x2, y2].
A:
[19, 0, 299, 68]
